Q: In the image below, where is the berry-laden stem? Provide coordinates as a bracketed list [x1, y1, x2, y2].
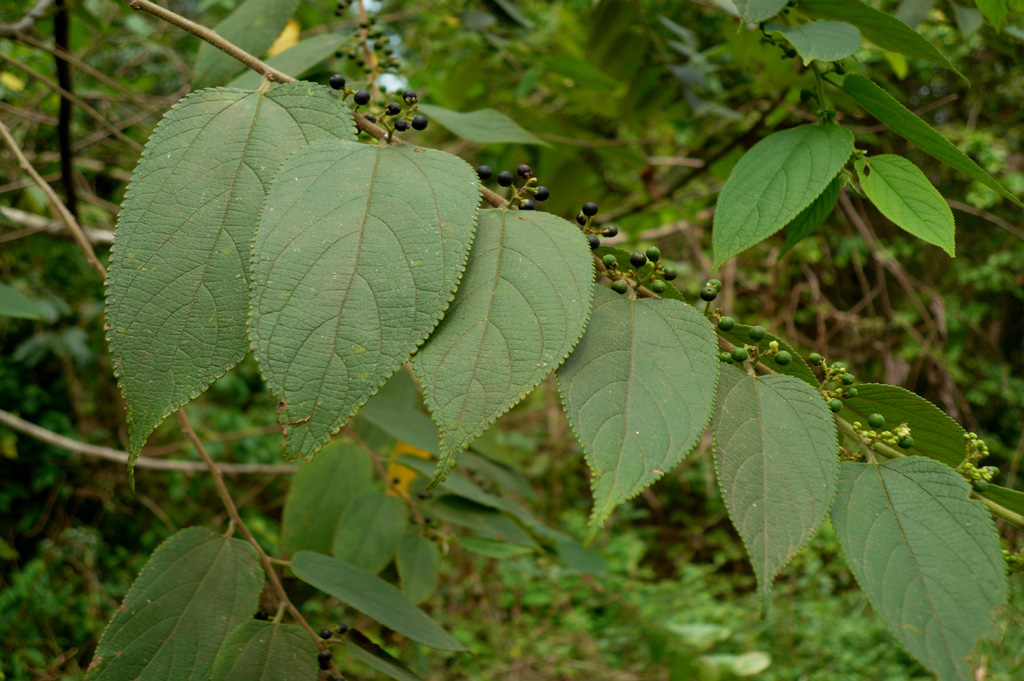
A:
[810, 62, 829, 116]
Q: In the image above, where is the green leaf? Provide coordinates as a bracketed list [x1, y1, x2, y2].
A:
[227, 34, 346, 90]
[973, 0, 1009, 28]
[734, 0, 789, 22]
[193, 0, 301, 88]
[781, 174, 842, 254]
[799, 0, 964, 77]
[554, 538, 607, 577]
[291, 551, 466, 651]
[0, 282, 45, 319]
[557, 287, 720, 540]
[837, 384, 967, 467]
[458, 536, 535, 558]
[950, 2, 985, 35]
[281, 440, 373, 556]
[461, 450, 536, 500]
[415, 104, 548, 145]
[340, 632, 424, 681]
[715, 323, 818, 388]
[832, 458, 1007, 681]
[422, 496, 539, 547]
[396, 532, 441, 604]
[87, 528, 263, 681]
[980, 483, 1024, 516]
[414, 210, 594, 481]
[356, 369, 440, 455]
[842, 75, 1022, 207]
[249, 140, 479, 460]
[711, 365, 839, 601]
[765, 21, 862, 63]
[210, 621, 317, 681]
[106, 83, 353, 467]
[331, 492, 409, 574]
[856, 154, 956, 255]
[712, 124, 854, 269]
[395, 454, 534, 522]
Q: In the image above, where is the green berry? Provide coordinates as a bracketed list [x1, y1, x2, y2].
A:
[845, 387, 858, 398]
[646, 246, 661, 262]
[602, 254, 617, 268]
[748, 326, 767, 341]
[611, 280, 629, 294]
[898, 436, 914, 449]
[708, 278, 723, 292]
[808, 352, 822, 365]
[832, 361, 847, 371]
[629, 252, 647, 268]
[828, 399, 843, 413]
[775, 350, 792, 366]
[661, 267, 678, 281]
[717, 316, 735, 331]
[973, 479, 989, 492]
[868, 413, 885, 429]
[700, 286, 717, 302]
[718, 351, 733, 362]
[841, 373, 856, 386]
[651, 280, 667, 294]
[731, 347, 750, 363]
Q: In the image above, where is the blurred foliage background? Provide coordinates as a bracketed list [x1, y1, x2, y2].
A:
[1, 0, 1023, 679]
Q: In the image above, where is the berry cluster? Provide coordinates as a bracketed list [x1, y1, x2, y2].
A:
[476, 164, 549, 210]
[806, 357, 859, 412]
[1003, 547, 1024, 573]
[715, 312, 792, 368]
[601, 245, 679, 296]
[956, 433, 997, 490]
[849, 413, 914, 450]
[570, 201, 614, 249]
[334, 13, 400, 73]
[343, 87, 428, 141]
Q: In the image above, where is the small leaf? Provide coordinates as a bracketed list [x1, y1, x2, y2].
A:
[227, 34, 346, 89]
[781, 174, 841, 254]
[416, 104, 548, 145]
[0, 282, 45, 319]
[734, 0, 789, 22]
[281, 440, 373, 556]
[292, 551, 466, 651]
[950, 3, 985, 35]
[800, 0, 964, 78]
[557, 287, 720, 540]
[765, 21, 862, 63]
[856, 154, 956, 255]
[193, 0, 301, 88]
[340, 632, 424, 681]
[414, 210, 594, 481]
[210, 621, 317, 681]
[87, 528, 263, 681]
[973, 0, 1009, 28]
[832, 458, 1007, 681]
[396, 532, 441, 604]
[842, 75, 1022, 207]
[356, 369, 440, 455]
[249, 140, 479, 460]
[331, 492, 409, 574]
[715, 323, 818, 388]
[712, 365, 839, 601]
[712, 124, 854, 268]
[458, 536, 535, 558]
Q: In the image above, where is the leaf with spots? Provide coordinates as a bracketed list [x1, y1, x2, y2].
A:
[210, 621, 317, 681]
[711, 365, 839, 603]
[557, 287, 720, 541]
[414, 210, 594, 482]
[249, 140, 479, 460]
[832, 458, 1007, 681]
[104, 83, 354, 476]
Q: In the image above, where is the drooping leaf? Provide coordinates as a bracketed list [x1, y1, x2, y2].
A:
[973, 0, 1009, 27]
[249, 140, 479, 460]
[414, 210, 594, 481]
[291, 551, 466, 651]
[87, 528, 263, 681]
[712, 124, 854, 269]
[842, 75, 1022, 206]
[193, 0, 301, 88]
[341, 631, 424, 681]
[557, 287, 720, 540]
[281, 440, 373, 556]
[781, 174, 842, 254]
[734, 0, 789, 22]
[715, 323, 818, 388]
[765, 21, 862, 64]
[227, 34, 346, 89]
[106, 83, 353, 468]
[458, 536, 535, 558]
[395, 454, 534, 522]
[422, 496, 539, 547]
[0, 282, 45, 319]
[800, 0, 964, 78]
[837, 384, 967, 467]
[416, 104, 548, 145]
[711, 365, 839, 601]
[396, 532, 441, 604]
[832, 458, 1007, 681]
[209, 621, 317, 681]
[331, 492, 409, 574]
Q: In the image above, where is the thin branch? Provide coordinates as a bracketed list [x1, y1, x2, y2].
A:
[0, 0, 54, 37]
[0, 408, 295, 474]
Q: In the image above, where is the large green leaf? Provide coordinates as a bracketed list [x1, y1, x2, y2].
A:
[414, 210, 594, 480]
[711, 365, 839, 601]
[712, 124, 854, 268]
[291, 551, 466, 651]
[416, 104, 548, 145]
[396, 532, 441, 604]
[210, 621, 317, 681]
[837, 384, 967, 467]
[87, 528, 263, 681]
[331, 492, 409, 574]
[765, 21, 862, 63]
[0, 282, 45, 319]
[734, 0, 789, 22]
[800, 0, 964, 78]
[193, 0, 301, 88]
[781, 174, 842, 254]
[105, 83, 353, 467]
[856, 154, 956, 255]
[249, 140, 479, 460]
[281, 440, 373, 556]
[842, 75, 1022, 207]
[980, 483, 1024, 516]
[557, 287, 720, 540]
[227, 34, 346, 90]
[832, 458, 1007, 681]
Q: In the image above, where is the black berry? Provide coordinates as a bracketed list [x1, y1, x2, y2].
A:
[535, 186, 550, 201]
[318, 651, 333, 670]
[718, 316, 735, 331]
[868, 413, 885, 429]
[700, 286, 717, 302]
[336, 623, 349, 634]
[254, 609, 268, 620]
[748, 325, 767, 341]
[629, 252, 647, 268]
[576, 212, 587, 225]
[602, 224, 618, 237]
[662, 267, 678, 281]
[329, 74, 346, 90]
[588, 235, 601, 250]
[320, 628, 333, 639]
[517, 164, 533, 178]
[416, 491, 431, 500]
[353, 90, 371, 105]
[520, 199, 536, 210]
[363, 114, 377, 123]
[476, 165, 492, 180]
[411, 115, 428, 130]
[497, 171, 514, 187]
[394, 119, 410, 132]
[402, 88, 418, 104]
[646, 246, 661, 262]
[384, 102, 402, 116]
[731, 347, 750, 363]
[611, 280, 629, 294]
[582, 201, 598, 216]
[775, 350, 792, 365]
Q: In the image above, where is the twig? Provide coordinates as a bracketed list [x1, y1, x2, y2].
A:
[0, 408, 295, 474]
[0, 0, 54, 37]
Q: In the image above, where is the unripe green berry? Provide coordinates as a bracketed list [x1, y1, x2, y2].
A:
[602, 254, 617, 269]
[808, 352, 822, 365]
[845, 387, 858, 398]
[646, 246, 661, 262]
[731, 347, 750, 363]
[707, 278, 723, 292]
[748, 325, 767, 341]
[868, 413, 885, 429]
[775, 350, 792, 366]
[718, 351, 733, 362]
[841, 373, 856, 386]
[700, 286, 717, 302]
[829, 399, 843, 413]
[832, 361, 847, 371]
[973, 479, 989, 492]
[651, 280, 667, 294]
[718, 316, 735, 331]
[898, 436, 914, 449]
[611, 280, 629, 294]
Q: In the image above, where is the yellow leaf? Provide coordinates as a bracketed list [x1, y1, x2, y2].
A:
[441, 16, 460, 26]
[387, 441, 432, 497]
[0, 72, 26, 92]
[882, 50, 908, 80]
[267, 20, 300, 57]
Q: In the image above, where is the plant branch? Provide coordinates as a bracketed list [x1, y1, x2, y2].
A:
[0, 0, 54, 37]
